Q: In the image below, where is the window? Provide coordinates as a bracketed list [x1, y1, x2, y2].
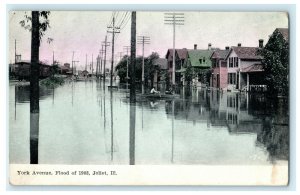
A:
[229, 57, 239, 68]
[229, 57, 233, 67]
[234, 57, 239, 67]
[199, 59, 202, 64]
[228, 73, 236, 84]
[203, 57, 206, 63]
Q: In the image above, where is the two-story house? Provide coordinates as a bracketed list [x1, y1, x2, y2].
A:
[210, 47, 230, 90]
[183, 44, 214, 86]
[225, 41, 264, 92]
[165, 48, 188, 85]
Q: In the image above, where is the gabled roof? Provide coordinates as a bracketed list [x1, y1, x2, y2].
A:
[211, 49, 230, 60]
[153, 58, 168, 69]
[275, 28, 289, 42]
[187, 49, 213, 68]
[166, 48, 188, 60]
[226, 47, 262, 60]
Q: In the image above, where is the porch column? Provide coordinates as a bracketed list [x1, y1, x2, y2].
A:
[238, 71, 241, 90]
[247, 73, 249, 92]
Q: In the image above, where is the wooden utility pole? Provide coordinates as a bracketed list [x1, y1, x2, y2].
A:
[129, 11, 136, 165]
[15, 39, 17, 64]
[164, 13, 184, 86]
[72, 51, 75, 75]
[100, 48, 104, 76]
[123, 46, 130, 79]
[30, 11, 40, 114]
[102, 36, 110, 82]
[137, 36, 150, 83]
[130, 11, 136, 102]
[85, 54, 88, 71]
[52, 51, 55, 66]
[96, 54, 99, 77]
[107, 16, 120, 87]
[91, 54, 94, 75]
[30, 11, 40, 164]
[72, 52, 79, 76]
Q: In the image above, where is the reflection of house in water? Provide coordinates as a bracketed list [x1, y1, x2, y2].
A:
[165, 88, 211, 124]
[209, 90, 288, 161]
[15, 84, 53, 103]
[210, 90, 263, 134]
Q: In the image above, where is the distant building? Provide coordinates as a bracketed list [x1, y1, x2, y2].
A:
[64, 63, 71, 69]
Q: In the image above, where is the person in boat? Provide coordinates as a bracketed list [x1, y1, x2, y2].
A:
[165, 88, 173, 95]
[150, 87, 160, 94]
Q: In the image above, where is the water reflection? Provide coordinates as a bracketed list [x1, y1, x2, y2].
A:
[110, 90, 114, 162]
[129, 101, 136, 165]
[30, 113, 39, 164]
[15, 84, 53, 103]
[9, 82, 289, 165]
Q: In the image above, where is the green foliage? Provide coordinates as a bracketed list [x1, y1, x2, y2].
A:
[20, 11, 52, 44]
[195, 68, 211, 84]
[51, 64, 59, 76]
[258, 30, 289, 96]
[115, 52, 160, 84]
[144, 52, 160, 86]
[40, 76, 64, 87]
[185, 65, 194, 85]
[115, 56, 128, 83]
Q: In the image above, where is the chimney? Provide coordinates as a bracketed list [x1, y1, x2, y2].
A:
[259, 39, 264, 48]
[237, 43, 241, 47]
[208, 43, 212, 50]
[194, 44, 197, 50]
[225, 46, 230, 50]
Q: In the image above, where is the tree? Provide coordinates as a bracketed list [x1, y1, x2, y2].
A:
[184, 65, 193, 86]
[115, 56, 128, 83]
[258, 29, 289, 96]
[144, 52, 159, 87]
[20, 11, 52, 113]
[20, 11, 51, 164]
[116, 52, 160, 86]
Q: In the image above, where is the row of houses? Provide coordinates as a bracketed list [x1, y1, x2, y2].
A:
[154, 28, 288, 92]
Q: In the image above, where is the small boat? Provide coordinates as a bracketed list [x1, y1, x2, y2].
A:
[107, 85, 119, 90]
[138, 93, 180, 99]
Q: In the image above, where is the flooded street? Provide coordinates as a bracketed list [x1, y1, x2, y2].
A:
[9, 80, 289, 165]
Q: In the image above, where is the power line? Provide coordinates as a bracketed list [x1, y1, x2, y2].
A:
[116, 11, 126, 27]
[164, 12, 185, 86]
[120, 13, 131, 30]
[118, 11, 128, 28]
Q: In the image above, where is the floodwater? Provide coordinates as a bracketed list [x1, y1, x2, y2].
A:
[9, 80, 289, 165]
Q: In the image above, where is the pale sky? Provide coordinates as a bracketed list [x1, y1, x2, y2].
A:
[9, 11, 288, 70]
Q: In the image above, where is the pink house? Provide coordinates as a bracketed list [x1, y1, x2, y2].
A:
[210, 47, 230, 90]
